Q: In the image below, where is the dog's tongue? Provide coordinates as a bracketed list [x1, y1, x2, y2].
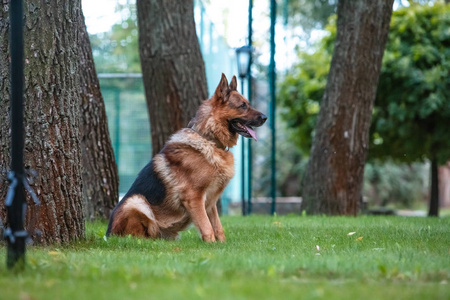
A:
[245, 126, 258, 141]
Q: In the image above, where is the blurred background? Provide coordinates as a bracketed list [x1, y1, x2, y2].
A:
[82, 0, 450, 216]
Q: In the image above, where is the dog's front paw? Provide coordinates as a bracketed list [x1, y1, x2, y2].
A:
[202, 233, 216, 243]
[216, 234, 226, 243]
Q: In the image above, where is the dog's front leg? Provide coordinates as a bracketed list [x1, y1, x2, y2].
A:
[207, 203, 226, 242]
[183, 195, 216, 242]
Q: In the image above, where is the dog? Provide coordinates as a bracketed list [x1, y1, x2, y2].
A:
[106, 74, 267, 242]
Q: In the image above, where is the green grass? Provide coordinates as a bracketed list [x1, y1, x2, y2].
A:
[1, 216, 449, 300]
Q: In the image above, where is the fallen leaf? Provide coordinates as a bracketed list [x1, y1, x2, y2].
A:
[45, 279, 56, 287]
[129, 282, 138, 290]
[273, 221, 282, 228]
[20, 292, 32, 300]
[356, 236, 363, 241]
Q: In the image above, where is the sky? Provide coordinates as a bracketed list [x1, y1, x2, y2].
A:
[82, 0, 123, 34]
[81, 0, 324, 71]
[82, 0, 248, 45]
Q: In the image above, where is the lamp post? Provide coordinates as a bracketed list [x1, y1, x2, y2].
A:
[6, 0, 27, 270]
[269, 0, 277, 215]
[235, 45, 252, 216]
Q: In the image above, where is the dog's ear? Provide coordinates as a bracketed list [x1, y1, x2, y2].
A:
[229, 75, 237, 91]
[214, 73, 230, 101]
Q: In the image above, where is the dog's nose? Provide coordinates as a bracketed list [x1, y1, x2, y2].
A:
[260, 114, 268, 124]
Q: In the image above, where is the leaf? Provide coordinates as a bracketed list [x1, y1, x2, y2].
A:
[356, 236, 363, 241]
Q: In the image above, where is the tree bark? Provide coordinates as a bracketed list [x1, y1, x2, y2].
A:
[301, 0, 394, 215]
[79, 10, 119, 220]
[0, 0, 84, 243]
[137, 0, 208, 156]
[428, 158, 439, 217]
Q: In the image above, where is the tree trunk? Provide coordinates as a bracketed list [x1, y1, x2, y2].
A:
[301, 0, 394, 215]
[137, 0, 208, 156]
[79, 10, 119, 220]
[0, 0, 84, 243]
[428, 158, 439, 217]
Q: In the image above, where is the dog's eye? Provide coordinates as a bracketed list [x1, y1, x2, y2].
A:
[240, 103, 247, 109]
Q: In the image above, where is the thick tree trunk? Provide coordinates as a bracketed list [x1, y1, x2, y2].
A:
[301, 0, 394, 215]
[137, 0, 208, 156]
[0, 0, 84, 243]
[428, 158, 439, 217]
[79, 10, 119, 220]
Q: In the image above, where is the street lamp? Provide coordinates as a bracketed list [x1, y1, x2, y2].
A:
[235, 45, 252, 216]
[235, 45, 252, 94]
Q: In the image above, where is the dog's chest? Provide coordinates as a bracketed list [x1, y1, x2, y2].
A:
[204, 150, 234, 204]
[204, 176, 228, 208]
[217, 150, 235, 179]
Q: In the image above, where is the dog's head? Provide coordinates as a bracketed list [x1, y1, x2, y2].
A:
[212, 73, 267, 141]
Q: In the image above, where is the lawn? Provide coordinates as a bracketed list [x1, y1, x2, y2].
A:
[0, 215, 449, 300]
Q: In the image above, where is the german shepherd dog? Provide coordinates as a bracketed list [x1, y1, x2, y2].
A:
[106, 74, 267, 242]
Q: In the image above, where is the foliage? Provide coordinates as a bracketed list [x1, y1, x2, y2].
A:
[277, 24, 334, 154]
[279, 2, 450, 164]
[1, 217, 449, 299]
[363, 161, 429, 208]
[89, 3, 140, 73]
[282, 0, 336, 31]
[369, 2, 450, 164]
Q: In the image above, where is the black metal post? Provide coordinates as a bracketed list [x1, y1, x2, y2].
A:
[240, 78, 246, 216]
[269, 0, 277, 215]
[247, 0, 253, 215]
[6, 0, 27, 270]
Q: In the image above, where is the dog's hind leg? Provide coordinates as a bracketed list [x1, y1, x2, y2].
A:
[145, 218, 160, 238]
[113, 195, 161, 238]
[123, 217, 147, 237]
[119, 210, 160, 238]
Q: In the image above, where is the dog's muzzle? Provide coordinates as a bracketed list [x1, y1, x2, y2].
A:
[229, 113, 267, 141]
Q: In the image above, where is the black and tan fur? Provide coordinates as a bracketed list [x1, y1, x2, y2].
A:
[106, 74, 267, 242]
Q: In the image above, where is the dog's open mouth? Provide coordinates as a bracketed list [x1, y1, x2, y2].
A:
[230, 119, 258, 141]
